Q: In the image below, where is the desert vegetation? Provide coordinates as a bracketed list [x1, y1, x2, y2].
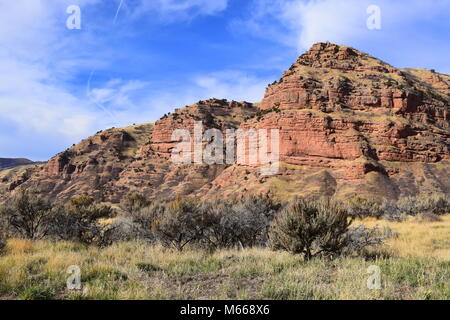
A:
[0, 190, 449, 300]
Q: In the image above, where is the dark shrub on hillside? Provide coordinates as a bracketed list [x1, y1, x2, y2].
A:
[268, 198, 353, 260]
[0, 189, 53, 239]
[120, 193, 151, 216]
[49, 196, 115, 245]
[151, 198, 204, 251]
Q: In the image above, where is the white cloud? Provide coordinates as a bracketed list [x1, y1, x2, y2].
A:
[87, 70, 271, 128]
[0, 0, 117, 159]
[238, 0, 450, 60]
[194, 71, 270, 102]
[126, 0, 228, 21]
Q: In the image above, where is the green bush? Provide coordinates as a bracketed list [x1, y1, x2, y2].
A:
[268, 198, 352, 260]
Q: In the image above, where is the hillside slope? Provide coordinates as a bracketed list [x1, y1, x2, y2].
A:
[0, 158, 34, 170]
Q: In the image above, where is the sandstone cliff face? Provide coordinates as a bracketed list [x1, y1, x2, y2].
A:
[0, 43, 449, 202]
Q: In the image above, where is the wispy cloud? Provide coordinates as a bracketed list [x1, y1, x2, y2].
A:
[122, 0, 229, 22]
[235, 0, 450, 72]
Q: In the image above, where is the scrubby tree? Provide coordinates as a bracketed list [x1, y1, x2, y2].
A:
[0, 189, 53, 239]
[120, 193, 151, 216]
[129, 201, 167, 241]
[268, 198, 352, 260]
[151, 198, 204, 251]
[199, 199, 240, 249]
[49, 195, 115, 244]
[230, 194, 282, 247]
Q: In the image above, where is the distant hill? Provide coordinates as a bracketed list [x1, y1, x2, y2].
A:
[0, 158, 34, 170]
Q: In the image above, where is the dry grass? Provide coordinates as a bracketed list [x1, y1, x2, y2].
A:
[0, 216, 448, 300]
[360, 215, 450, 260]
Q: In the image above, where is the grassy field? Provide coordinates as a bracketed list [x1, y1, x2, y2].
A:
[0, 216, 449, 300]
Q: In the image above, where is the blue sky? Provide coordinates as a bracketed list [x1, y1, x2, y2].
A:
[0, 0, 449, 160]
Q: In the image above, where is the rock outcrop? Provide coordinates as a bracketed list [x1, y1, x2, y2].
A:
[1, 43, 449, 202]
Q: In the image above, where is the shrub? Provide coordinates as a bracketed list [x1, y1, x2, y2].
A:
[198, 199, 238, 249]
[129, 201, 167, 241]
[0, 189, 53, 239]
[380, 199, 405, 222]
[120, 193, 151, 216]
[379, 194, 450, 221]
[198, 195, 282, 249]
[416, 212, 443, 223]
[344, 225, 383, 255]
[230, 195, 282, 247]
[346, 196, 382, 218]
[396, 196, 422, 216]
[268, 198, 352, 260]
[0, 232, 6, 254]
[151, 198, 203, 251]
[420, 194, 450, 215]
[49, 196, 115, 245]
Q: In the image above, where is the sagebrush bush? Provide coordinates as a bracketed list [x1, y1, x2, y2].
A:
[379, 194, 450, 221]
[120, 193, 151, 216]
[49, 196, 115, 245]
[132, 194, 282, 250]
[199, 199, 238, 249]
[420, 194, 450, 215]
[0, 233, 6, 254]
[0, 189, 53, 239]
[268, 198, 353, 260]
[344, 225, 383, 255]
[129, 201, 167, 241]
[346, 196, 382, 218]
[151, 198, 204, 251]
[380, 199, 406, 222]
[231, 195, 282, 247]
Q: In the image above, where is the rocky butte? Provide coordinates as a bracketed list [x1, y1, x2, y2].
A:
[1, 42, 449, 203]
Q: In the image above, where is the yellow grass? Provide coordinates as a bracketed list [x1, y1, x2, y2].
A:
[360, 215, 450, 260]
[0, 216, 448, 300]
